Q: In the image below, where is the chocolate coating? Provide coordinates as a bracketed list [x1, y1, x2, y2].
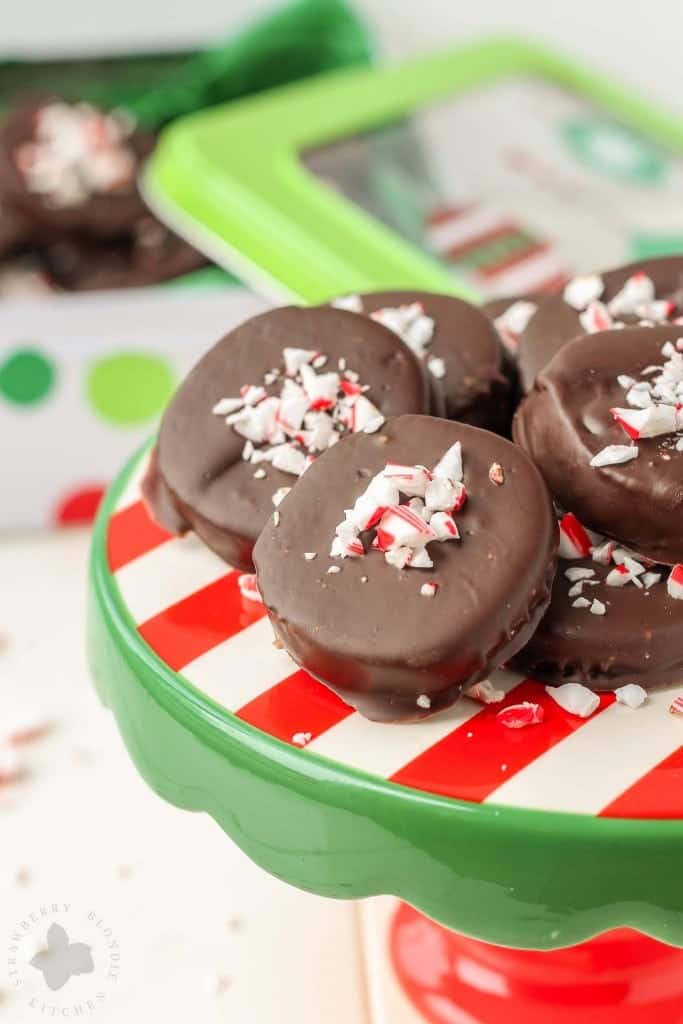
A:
[512, 555, 683, 690]
[0, 100, 152, 239]
[518, 257, 683, 392]
[337, 291, 512, 433]
[145, 306, 430, 571]
[42, 217, 206, 291]
[254, 415, 558, 722]
[514, 325, 683, 565]
[0, 198, 35, 257]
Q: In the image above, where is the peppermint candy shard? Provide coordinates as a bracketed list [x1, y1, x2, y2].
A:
[607, 273, 655, 317]
[430, 511, 460, 541]
[272, 487, 291, 507]
[291, 731, 312, 747]
[564, 567, 596, 582]
[283, 347, 317, 376]
[545, 683, 600, 718]
[420, 582, 438, 598]
[614, 684, 647, 709]
[383, 463, 431, 498]
[488, 462, 505, 486]
[465, 680, 505, 704]
[669, 695, 683, 716]
[497, 702, 544, 729]
[590, 444, 638, 468]
[432, 441, 463, 483]
[610, 405, 678, 440]
[591, 540, 615, 565]
[642, 571, 661, 589]
[237, 573, 262, 603]
[428, 357, 446, 379]
[331, 294, 362, 313]
[579, 300, 613, 334]
[572, 597, 590, 608]
[563, 274, 604, 311]
[667, 565, 683, 600]
[416, 694, 432, 709]
[493, 300, 537, 353]
[590, 598, 607, 615]
[558, 512, 593, 559]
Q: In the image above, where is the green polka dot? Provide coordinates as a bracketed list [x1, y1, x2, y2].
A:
[87, 352, 175, 426]
[0, 348, 56, 406]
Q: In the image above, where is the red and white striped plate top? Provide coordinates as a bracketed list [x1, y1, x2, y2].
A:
[107, 456, 683, 822]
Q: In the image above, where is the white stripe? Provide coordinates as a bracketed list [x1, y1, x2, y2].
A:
[115, 535, 229, 625]
[307, 671, 519, 778]
[182, 617, 295, 710]
[426, 207, 508, 254]
[487, 688, 683, 814]
[483, 248, 566, 297]
[115, 452, 149, 512]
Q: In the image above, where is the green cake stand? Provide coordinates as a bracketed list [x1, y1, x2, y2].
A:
[88, 447, 683, 1023]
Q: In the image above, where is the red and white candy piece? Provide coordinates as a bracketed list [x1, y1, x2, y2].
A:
[591, 539, 616, 565]
[545, 682, 600, 718]
[493, 300, 537, 353]
[237, 573, 263, 603]
[331, 294, 363, 313]
[424, 477, 463, 513]
[558, 512, 593, 559]
[429, 511, 460, 541]
[610, 404, 678, 440]
[606, 564, 633, 587]
[497, 702, 544, 729]
[432, 441, 463, 483]
[420, 582, 438, 598]
[375, 505, 437, 551]
[579, 301, 613, 334]
[669, 695, 683, 716]
[299, 364, 340, 411]
[383, 463, 431, 497]
[283, 347, 317, 376]
[608, 273, 655, 317]
[667, 565, 683, 600]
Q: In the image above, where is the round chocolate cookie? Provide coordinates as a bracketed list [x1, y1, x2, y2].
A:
[514, 325, 683, 565]
[517, 257, 683, 392]
[143, 306, 430, 572]
[482, 293, 546, 360]
[512, 549, 683, 690]
[0, 99, 152, 239]
[43, 216, 206, 291]
[254, 415, 558, 722]
[331, 291, 512, 432]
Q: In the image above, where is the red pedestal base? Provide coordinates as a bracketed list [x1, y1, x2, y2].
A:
[390, 903, 683, 1023]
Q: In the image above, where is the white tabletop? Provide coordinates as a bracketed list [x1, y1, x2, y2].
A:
[0, 529, 424, 1022]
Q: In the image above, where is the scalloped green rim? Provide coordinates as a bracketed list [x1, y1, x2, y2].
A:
[88, 446, 683, 951]
[143, 35, 683, 304]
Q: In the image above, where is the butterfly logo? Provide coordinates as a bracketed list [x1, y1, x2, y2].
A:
[30, 923, 95, 991]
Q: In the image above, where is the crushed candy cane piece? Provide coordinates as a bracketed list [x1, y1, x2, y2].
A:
[572, 597, 591, 608]
[420, 582, 438, 598]
[579, 300, 613, 334]
[488, 462, 505, 485]
[466, 679, 505, 704]
[383, 463, 431, 497]
[494, 300, 537, 352]
[416, 694, 432, 709]
[590, 444, 638, 468]
[667, 565, 683, 600]
[377, 505, 437, 549]
[497, 702, 544, 729]
[292, 731, 312, 746]
[610, 404, 678, 440]
[428, 356, 446, 379]
[283, 347, 317, 376]
[608, 273, 655, 317]
[606, 564, 632, 587]
[331, 294, 362, 313]
[642, 571, 661, 588]
[237, 574, 262, 603]
[432, 441, 463, 482]
[272, 487, 291, 507]
[669, 695, 683, 715]
[591, 540, 616, 565]
[303, 552, 317, 561]
[425, 476, 463, 512]
[327, 565, 342, 575]
[371, 303, 435, 360]
[564, 567, 596, 582]
[558, 512, 593, 559]
[429, 511, 460, 540]
[590, 598, 607, 615]
[563, 274, 604, 310]
[546, 683, 600, 718]
[615, 684, 647, 709]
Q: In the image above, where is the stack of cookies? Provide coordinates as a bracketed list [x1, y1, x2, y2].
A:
[0, 97, 206, 297]
[142, 260, 683, 723]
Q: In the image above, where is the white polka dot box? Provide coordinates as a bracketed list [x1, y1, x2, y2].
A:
[0, 285, 267, 530]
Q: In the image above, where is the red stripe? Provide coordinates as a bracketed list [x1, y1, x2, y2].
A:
[425, 205, 470, 228]
[600, 746, 683, 820]
[107, 501, 171, 572]
[138, 572, 266, 671]
[236, 669, 353, 745]
[440, 223, 517, 262]
[478, 242, 549, 280]
[391, 681, 615, 803]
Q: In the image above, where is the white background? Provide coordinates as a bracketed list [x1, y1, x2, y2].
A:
[3, 0, 683, 116]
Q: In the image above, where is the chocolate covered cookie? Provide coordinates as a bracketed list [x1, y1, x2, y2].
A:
[143, 306, 430, 571]
[331, 291, 512, 432]
[513, 513, 683, 689]
[514, 325, 683, 565]
[517, 257, 683, 392]
[0, 197, 35, 257]
[43, 216, 206, 291]
[254, 415, 557, 722]
[0, 99, 152, 239]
